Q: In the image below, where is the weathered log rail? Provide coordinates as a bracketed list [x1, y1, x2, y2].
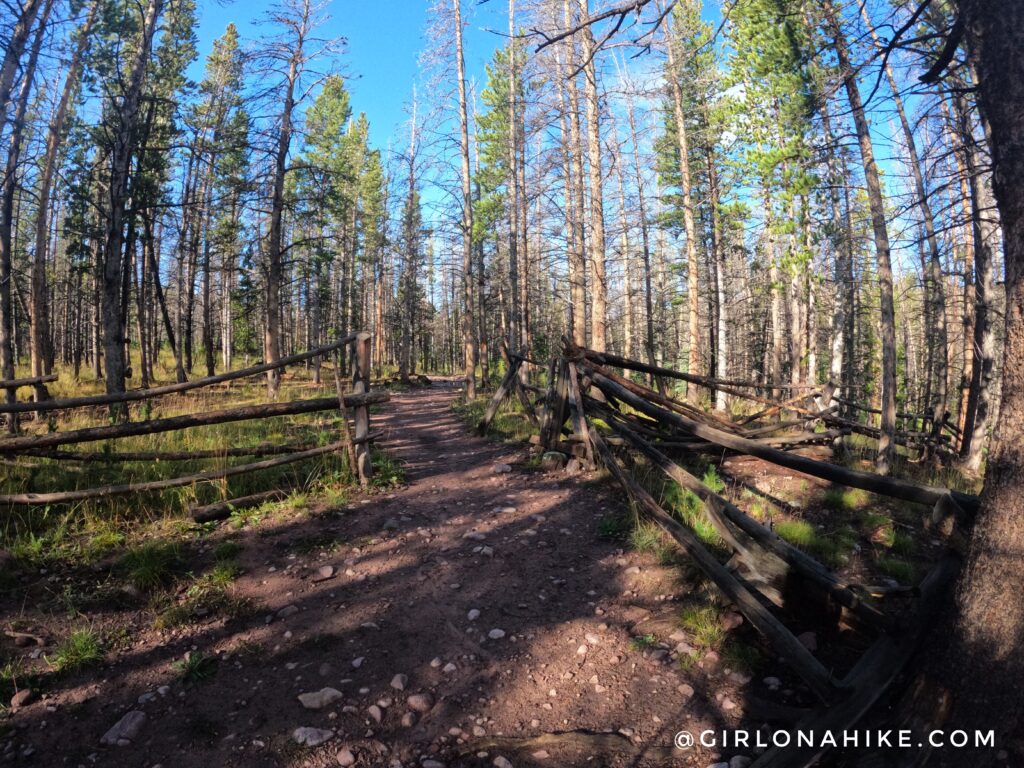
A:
[0, 332, 387, 507]
[0, 336, 359, 416]
[476, 341, 978, 768]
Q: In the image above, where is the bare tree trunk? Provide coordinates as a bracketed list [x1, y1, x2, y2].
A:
[765, 198, 783, 394]
[624, 96, 658, 373]
[453, 0, 476, 398]
[264, 1, 310, 398]
[0, 0, 44, 141]
[707, 146, 728, 412]
[1, 0, 53, 430]
[664, 18, 700, 399]
[506, 0, 520, 357]
[201, 187, 215, 377]
[862, 7, 948, 450]
[955, 89, 998, 474]
[565, 0, 589, 346]
[819, 107, 851, 403]
[144, 215, 183, 382]
[561, 0, 587, 346]
[100, 0, 164, 410]
[824, 0, 897, 474]
[29, 0, 100, 402]
[577, 0, 607, 352]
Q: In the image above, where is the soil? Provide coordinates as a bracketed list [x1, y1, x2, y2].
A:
[0, 382, 789, 768]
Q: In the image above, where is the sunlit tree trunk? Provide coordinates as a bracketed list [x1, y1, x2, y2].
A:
[823, 0, 897, 474]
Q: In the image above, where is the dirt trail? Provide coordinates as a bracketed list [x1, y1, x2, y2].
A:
[3, 383, 757, 768]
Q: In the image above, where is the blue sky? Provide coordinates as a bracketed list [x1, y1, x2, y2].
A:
[190, 0, 508, 149]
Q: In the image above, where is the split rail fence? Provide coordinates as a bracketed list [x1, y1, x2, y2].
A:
[0, 332, 388, 522]
[478, 340, 977, 768]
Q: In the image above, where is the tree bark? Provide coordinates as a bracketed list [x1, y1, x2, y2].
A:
[30, 0, 100, 403]
[453, 0, 476, 398]
[824, 0, 897, 474]
[577, 0, 607, 352]
[0, 0, 53, 430]
[942, 0, 1024, 758]
[100, 0, 164, 411]
[265, 13, 305, 399]
[664, 17, 701, 400]
[955, 89, 998, 474]
[561, 0, 587, 347]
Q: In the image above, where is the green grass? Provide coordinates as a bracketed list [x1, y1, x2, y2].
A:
[822, 486, 872, 512]
[451, 395, 534, 443]
[702, 465, 726, 494]
[154, 552, 250, 630]
[630, 521, 679, 564]
[286, 491, 309, 511]
[213, 540, 242, 561]
[660, 482, 721, 548]
[371, 449, 407, 488]
[630, 633, 658, 650]
[890, 530, 916, 556]
[774, 519, 857, 568]
[203, 561, 241, 589]
[877, 557, 915, 584]
[85, 529, 126, 561]
[173, 652, 217, 683]
[0, 367, 391, 574]
[721, 640, 764, 675]
[119, 542, 185, 591]
[774, 519, 815, 547]
[631, 521, 663, 553]
[51, 628, 102, 673]
[597, 513, 631, 541]
[678, 604, 725, 648]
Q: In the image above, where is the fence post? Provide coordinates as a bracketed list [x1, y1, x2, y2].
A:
[352, 332, 373, 486]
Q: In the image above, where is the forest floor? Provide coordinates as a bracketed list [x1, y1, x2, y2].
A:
[0, 380, 942, 768]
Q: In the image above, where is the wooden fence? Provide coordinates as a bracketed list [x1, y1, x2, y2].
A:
[0, 332, 387, 520]
[478, 340, 977, 768]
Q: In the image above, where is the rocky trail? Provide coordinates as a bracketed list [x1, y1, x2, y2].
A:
[1, 383, 769, 768]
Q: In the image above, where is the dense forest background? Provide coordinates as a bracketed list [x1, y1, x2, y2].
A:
[0, 0, 1002, 476]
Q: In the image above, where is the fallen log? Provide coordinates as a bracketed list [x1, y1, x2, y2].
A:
[0, 336, 358, 415]
[581, 365, 977, 514]
[0, 392, 389, 455]
[0, 440, 348, 506]
[189, 489, 290, 523]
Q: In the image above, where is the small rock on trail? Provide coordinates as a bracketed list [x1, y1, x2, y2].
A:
[297, 687, 343, 710]
[292, 726, 334, 747]
[9, 689, 32, 711]
[100, 711, 147, 746]
[407, 693, 434, 713]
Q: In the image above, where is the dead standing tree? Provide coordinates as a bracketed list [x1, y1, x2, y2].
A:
[252, 0, 340, 398]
